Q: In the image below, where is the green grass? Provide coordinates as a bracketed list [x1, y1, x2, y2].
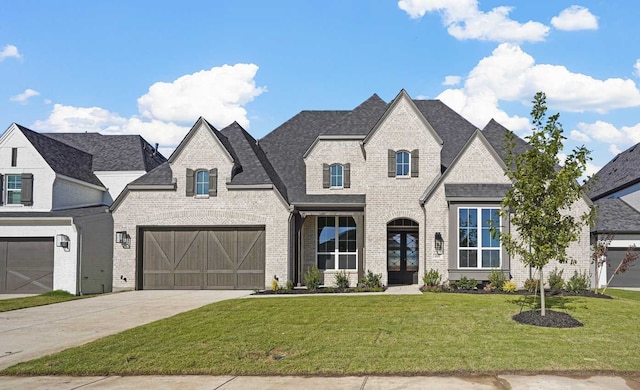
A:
[0, 290, 88, 312]
[3, 291, 640, 376]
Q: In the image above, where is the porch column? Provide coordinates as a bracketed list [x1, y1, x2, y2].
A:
[355, 214, 365, 282]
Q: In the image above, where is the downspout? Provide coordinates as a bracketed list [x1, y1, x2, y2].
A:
[75, 221, 83, 296]
[422, 203, 427, 278]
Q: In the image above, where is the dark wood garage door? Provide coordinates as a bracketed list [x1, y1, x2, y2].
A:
[0, 238, 54, 294]
[141, 227, 265, 290]
[607, 247, 640, 287]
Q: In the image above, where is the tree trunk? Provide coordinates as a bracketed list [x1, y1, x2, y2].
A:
[539, 267, 546, 316]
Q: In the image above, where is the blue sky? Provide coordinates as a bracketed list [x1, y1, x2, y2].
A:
[2, 1, 639, 177]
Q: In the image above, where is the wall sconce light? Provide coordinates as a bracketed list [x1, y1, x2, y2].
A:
[56, 234, 70, 251]
[115, 231, 130, 249]
[434, 232, 444, 255]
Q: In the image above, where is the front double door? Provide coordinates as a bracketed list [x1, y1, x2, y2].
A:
[387, 230, 419, 285]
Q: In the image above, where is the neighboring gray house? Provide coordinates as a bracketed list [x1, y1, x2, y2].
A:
[587, 142, 640, 287]
[0, 123, 166, 294]
[111, 90, 592, 291]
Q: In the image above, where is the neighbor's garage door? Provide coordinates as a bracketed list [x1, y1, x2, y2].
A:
[607, 247, 640, 287]
[141, 227, 265, 290]
[0, 238, 54, 294]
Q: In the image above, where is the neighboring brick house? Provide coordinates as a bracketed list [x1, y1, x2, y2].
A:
[587, 143, 640, 287]
[111, 90, 593, 291]
[0, 123, 166, 294]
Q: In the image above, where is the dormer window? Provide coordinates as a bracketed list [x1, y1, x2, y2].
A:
[396, 151, 410, 177]
[330, 164, 343, 188]
[195, 170, 209, 196]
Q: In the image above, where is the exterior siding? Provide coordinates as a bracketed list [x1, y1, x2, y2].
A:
[94, 170, 147, 204]
[52, 178, 104, 209]
[305, 139, 365, 194]
[112, 123, 290, 290]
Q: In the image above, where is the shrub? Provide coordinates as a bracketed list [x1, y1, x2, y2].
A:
[271, 279, 280, 292]
[422, 269, 442, 287]
[547, 267, 565, 291]
[524, 278, 540, 293]
[488, 269, 507, 290]
[455, 276, 477, 290]
[304, 265, 322, 291]
[566, 270, 590, 293]
[360, 270, 383, 288]
[502, 280, 517, 293]
[286, 280, 294, 290]
[334, 270, 350, 289]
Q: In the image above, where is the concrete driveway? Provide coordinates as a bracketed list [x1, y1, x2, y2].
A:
[0, 290, 250, 370]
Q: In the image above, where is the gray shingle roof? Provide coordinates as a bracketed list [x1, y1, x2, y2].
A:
[221, 122, 274, 185]
[593, 198, 640, 233]
[43, 132, 167, 172]
[130, 162, 173, 185]
[0, 205, 109, 218]
[323, 94, 388, 136]
[413, 100, 478, 170]
[586, 142, 640, 201]
[16, 124, 103, 186]
[259, 110, 350, 204]
[445, 183, 512, 199]
[482, 119, 529, 164]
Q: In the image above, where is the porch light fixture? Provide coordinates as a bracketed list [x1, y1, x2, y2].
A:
[116, 231, 130, 249]
[434, 232, 444, 255]
[56, 234, 70, 252]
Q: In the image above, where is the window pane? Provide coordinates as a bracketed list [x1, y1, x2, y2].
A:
[460, 250, 477, 268]
[468, 229, 477, 247]
[396, 151, 409, 176]
[339, 254, 356, 270]
[459, 209, 468, 227]
[317, 217, 335, 252]
[338, 216, 356, 252]
[468, 209, 477, 228]
[330, 164, 343, 187]
[482, 250, 500, 268]
[7, 191, 21, 204]
[195, 171, 209, 195]
[7, 175, 21, 190]
[318, 254, 334, 270]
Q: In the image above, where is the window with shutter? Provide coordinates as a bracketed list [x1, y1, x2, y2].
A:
[388, 150, 395, 177]
[411, 149, 419, 177]
[209, 168, 218, 196]
[322, 163, 330, 188]
[344, 163, 351, 188]
[20, 173, 33, 206]
[186, 168, 194, 196]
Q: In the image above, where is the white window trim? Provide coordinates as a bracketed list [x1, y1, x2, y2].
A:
[317, 216, 358, 271]
[195, 170, 209, 197]
[330, 164, 344, 189]
[5, 174, 22, 206]
[396, 150, 411, 178]
[457, 207, 501, 269]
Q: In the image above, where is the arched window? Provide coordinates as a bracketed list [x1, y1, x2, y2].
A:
[330, 164, 343, 188]
[396, 151, 410, 177]
[195, 170, 209, 195]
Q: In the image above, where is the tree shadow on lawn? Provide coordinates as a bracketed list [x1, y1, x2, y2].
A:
[507, 295, 585, 328]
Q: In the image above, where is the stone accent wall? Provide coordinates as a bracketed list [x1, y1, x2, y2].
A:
[112, 123, 290, 290]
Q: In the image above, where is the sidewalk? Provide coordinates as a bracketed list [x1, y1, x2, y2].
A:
[1, 374, 637, 389]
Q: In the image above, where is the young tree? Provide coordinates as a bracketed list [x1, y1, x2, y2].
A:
[498, 92, 596, 316]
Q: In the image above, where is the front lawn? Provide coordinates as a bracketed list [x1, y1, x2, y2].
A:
[0, 290, 88, 312]
[3, 291, 640, 375]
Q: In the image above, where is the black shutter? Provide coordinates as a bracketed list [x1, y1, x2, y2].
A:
[186, 168, 194, 196]
[344, 163, 351, 188]
[388, 149, 396, 177]
[20, 173, 33, 206]
[411, 149, 419, 178]
[209, 168, 218, 196]
[0, 174, 4, 206]
[323, 164, 330, 188]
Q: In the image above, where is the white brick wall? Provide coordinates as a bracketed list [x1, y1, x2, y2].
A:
[112, 123, 291, 290]
[305, 139, 366, 194]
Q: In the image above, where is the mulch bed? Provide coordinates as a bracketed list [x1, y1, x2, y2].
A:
[512, 309, 584, 328]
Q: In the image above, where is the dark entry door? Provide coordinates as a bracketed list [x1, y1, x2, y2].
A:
[387, 231, 418, 285]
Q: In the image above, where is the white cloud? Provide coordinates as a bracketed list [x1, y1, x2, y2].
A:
[551, 5, 598, 31]
[436, 43, 640, 132]
[0, 44, 21, 61]
[634, 59, 640, 78]
[397, 0, 550, 42]
[442, 75, 461, 86]
[10, 88, 40, 104]
[574, 121, 640, 145]
[569, 129, 591, 142]
[44, 99, 52, 105]
[32, 64, 265, 148]
[609, 144, 622, 155]
[137, 63, 265, 129]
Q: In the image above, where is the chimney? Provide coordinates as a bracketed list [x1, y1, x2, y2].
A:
[153, 143, 159, 156]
